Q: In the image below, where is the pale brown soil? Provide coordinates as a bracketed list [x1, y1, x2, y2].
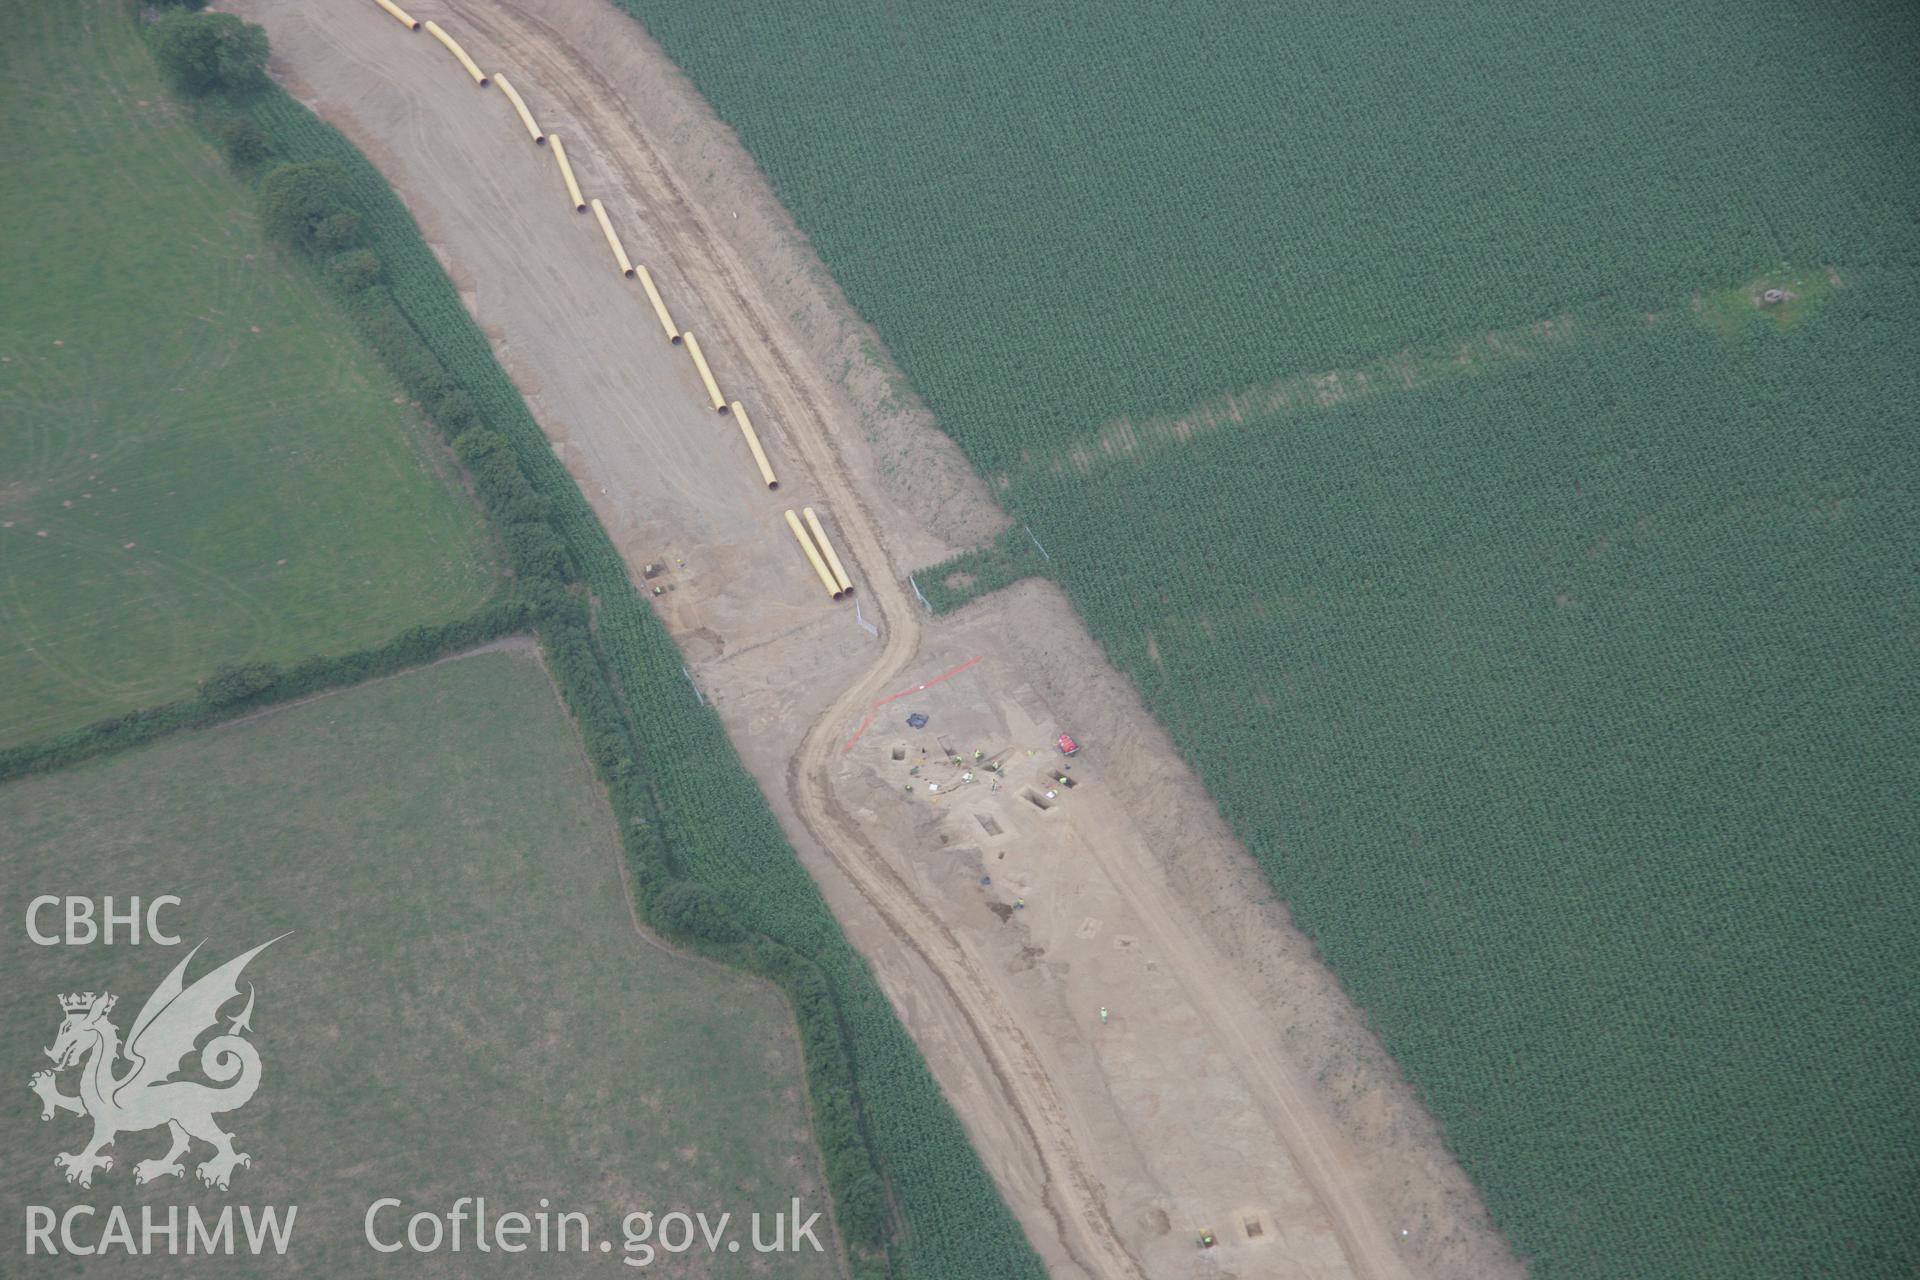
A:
[221, 3, 1523, 1277]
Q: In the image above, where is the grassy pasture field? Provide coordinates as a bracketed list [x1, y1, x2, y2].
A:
[620, 1, 1920, 1275]
[0, 0, 498, 749]
[0, 649, 837, 1277]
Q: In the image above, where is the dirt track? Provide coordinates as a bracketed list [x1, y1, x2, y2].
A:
[224, 3, 1523, 1277]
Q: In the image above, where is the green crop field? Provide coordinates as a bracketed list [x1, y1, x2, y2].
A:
[0, 649, 837, 1277]
[619, 2, 1920, 1276]
[0, 0, 498, 749]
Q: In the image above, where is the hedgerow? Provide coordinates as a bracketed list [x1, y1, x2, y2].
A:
[0, 603, 529, 783]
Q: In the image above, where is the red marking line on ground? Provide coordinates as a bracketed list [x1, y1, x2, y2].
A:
[843, 655, 984, 754]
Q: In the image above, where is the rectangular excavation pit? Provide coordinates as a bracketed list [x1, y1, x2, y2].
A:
[975, 814, 1002, 836]
[1023, 789, 1055, 811]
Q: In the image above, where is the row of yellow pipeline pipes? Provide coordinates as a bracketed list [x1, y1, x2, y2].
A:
[368, 0, 860, 604]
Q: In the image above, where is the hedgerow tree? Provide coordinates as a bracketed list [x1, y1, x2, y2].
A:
[257, 161, 356, 253]
[198, 663, 280, 708]
[150, 11, 268, 98]
[327, 248, 384, 294]
[215, 114, 273, 168]
[650, 880, 746, 943]
[312, 210, 364, 253]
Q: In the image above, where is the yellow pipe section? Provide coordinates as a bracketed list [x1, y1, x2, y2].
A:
[590, 200, 635, 277]
[423, 21, 488, 86]
[681, 332, 728, 413]
[803, 506, 854, 594]
[372, 0, 420, 31]
[548, 135, 587, 213]
[785, 510, 843, 600]
[494, 75, 544, 145]
[637, 266, 679, 344]
[730, 402, 778, 489]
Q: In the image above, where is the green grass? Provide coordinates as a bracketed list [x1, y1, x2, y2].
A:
[0, 649, 837, 1277]
[0, 0, 498, 748]
[615, 2, 1920, 1276]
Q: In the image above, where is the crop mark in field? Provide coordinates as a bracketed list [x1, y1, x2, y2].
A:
[1059, 313, 1579, 476]
[1696, 267, 1839, 339]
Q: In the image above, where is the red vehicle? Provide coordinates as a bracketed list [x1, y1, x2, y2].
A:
[1056, 733, 1079, 757]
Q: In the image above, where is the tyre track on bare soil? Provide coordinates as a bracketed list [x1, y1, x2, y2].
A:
[444, 6, 1141, 1276]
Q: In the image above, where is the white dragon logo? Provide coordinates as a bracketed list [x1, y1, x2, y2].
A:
[29, 937, 284, 1191]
